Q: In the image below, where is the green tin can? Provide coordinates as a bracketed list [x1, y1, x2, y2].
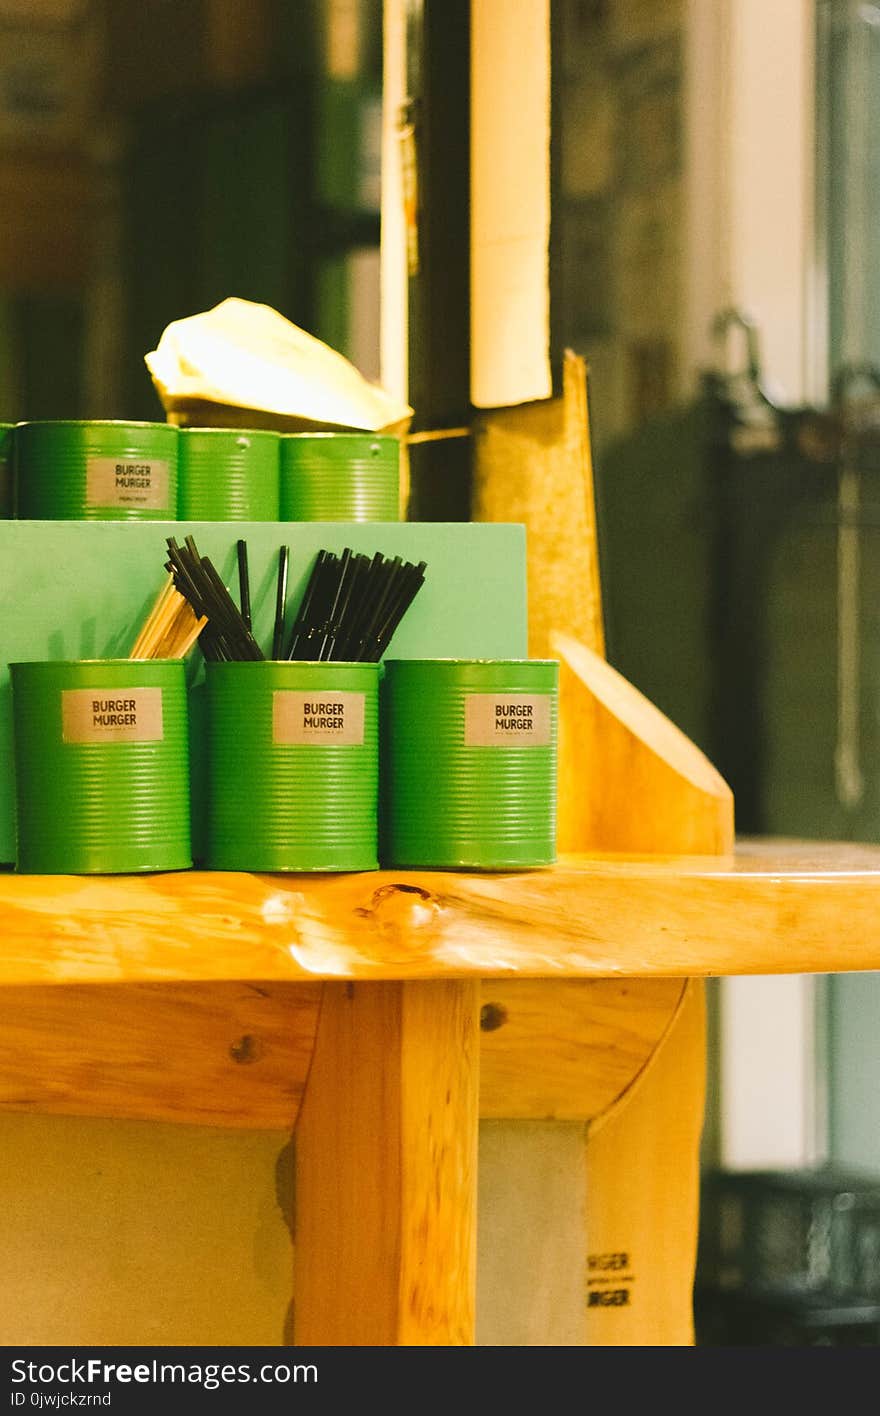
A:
[380, 658, 559, 869]
[205, 659, 379, 872]
[178, 426, 280, 521]
[0, 423, 13, 517]
[279, 432, 401, 522]
[11, 659, 191, 874]
[15, 419, 179, 520]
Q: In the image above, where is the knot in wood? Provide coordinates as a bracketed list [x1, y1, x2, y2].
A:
[367, 882, 440, 944]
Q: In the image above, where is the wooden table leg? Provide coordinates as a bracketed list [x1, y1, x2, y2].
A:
[293, 978, 481, 1346]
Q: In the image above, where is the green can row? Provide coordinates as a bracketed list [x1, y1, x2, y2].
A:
[4, 421, 402, 522]
[10, 658, 557, 875]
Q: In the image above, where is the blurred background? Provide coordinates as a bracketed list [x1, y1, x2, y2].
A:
[3, 0, 880, 1345]
[554, 0, 880, 1347]
[0, 0, 383, 422]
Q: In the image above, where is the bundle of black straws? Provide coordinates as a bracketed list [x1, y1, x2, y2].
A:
[165, 535, 263, 661]
[163, 536, 426, 663]
[284, 547, 427, 662]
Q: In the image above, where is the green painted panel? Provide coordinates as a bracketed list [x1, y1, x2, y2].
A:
[0, 520, 527, 865]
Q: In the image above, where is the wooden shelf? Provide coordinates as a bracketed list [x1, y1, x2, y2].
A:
[1, 837, 876, 1135]
[2, 838, 880, 987]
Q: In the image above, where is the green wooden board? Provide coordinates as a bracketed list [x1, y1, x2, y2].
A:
[0, 520, 527, 865]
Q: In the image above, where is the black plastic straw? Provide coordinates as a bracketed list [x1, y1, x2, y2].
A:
[201, 556, 264, 660]
[286, 550, 329, 660]
[237, 539, 251, 632]
[317, 546, 353, 661]
[272, 545, 290, 660]
[371, 561, 427, 660]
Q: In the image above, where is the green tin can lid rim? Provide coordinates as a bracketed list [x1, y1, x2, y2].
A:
[382, 657, 559, 667]
[206, 658, 380, 670]
[280, 431, 397, 442]
[14, 419, 178, 431]
[179, 426, 280, 438]
[10, 658, 186, 669]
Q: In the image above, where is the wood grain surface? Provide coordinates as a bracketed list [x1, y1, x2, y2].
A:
[293, 980, 480, 1345]
[583, 977, 707, 1344]
[472, 352, 605, 660]
[0, 980, 319, 1129]
[478, 977, 685, 1120]
[1, 839, 879, 987]
[554, 631, 734, 856]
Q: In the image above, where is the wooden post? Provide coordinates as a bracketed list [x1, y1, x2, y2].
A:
[473, 352, 605, 662]
[293, 979, 481, 1345]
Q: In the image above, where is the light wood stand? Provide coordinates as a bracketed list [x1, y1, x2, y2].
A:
[3, 835, 880, 1343]
[0, 343, 866, 1341]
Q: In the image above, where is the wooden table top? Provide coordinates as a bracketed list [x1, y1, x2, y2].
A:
[1, 838, 878, 986]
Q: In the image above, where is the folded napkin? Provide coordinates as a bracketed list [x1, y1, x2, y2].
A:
[145, 297, 412, 435]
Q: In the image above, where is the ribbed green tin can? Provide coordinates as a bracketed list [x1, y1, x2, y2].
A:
[380, 658, 559, 869]
[0, 423, 13, 517]
[205, 660, 379, 872]
[11, 659, 191, 874]
[178, 426, 280, 521]
[279, 432, 400, 521]
[15, 420, 179, 520]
